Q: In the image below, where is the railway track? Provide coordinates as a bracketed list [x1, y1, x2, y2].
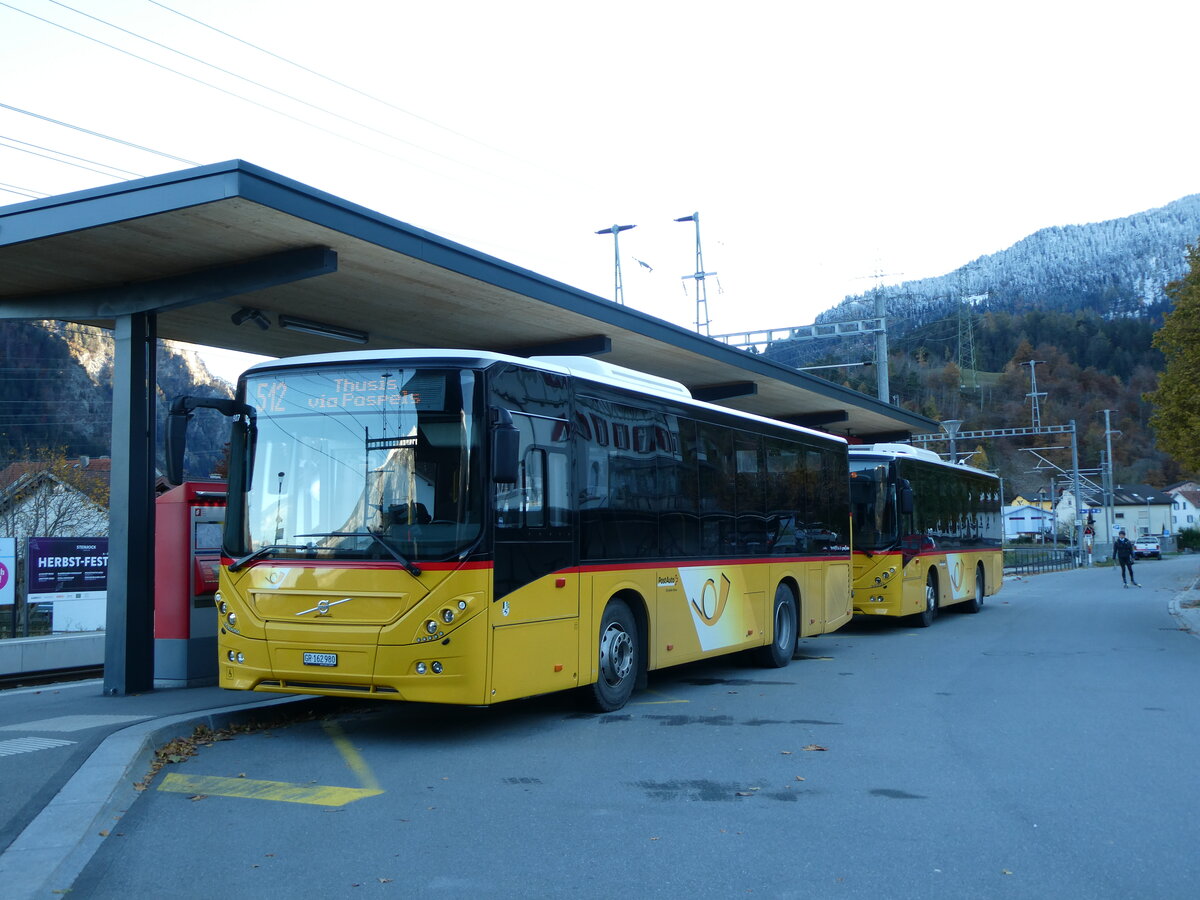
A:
[0, 665, 104, 691]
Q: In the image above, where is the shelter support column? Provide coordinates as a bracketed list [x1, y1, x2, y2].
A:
[104, 312, 157, 696]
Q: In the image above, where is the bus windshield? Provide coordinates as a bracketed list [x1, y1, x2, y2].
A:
[849, 459, 898, 551]
[235, 366, 483, 563]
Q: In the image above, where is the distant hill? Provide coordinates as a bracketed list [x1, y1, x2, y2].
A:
[0, 320, 232, 477]
[820, 193, 1200, 330]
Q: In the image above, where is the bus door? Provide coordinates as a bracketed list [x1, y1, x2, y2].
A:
[491, 409, 578, 701]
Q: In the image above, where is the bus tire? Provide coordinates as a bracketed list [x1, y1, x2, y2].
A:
[590, 598, 639, 712]
[962, 564, 985, 614]
[910, 570, 937, 628]
[754, 582, 798, 668]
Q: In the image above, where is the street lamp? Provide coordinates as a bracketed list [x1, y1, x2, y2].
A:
[941, 419, 963, 464]
[595, 224, 636, 305]
[674, 212, 716, 336]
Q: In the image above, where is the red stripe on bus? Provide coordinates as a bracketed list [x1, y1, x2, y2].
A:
[219, 557, 493, 572]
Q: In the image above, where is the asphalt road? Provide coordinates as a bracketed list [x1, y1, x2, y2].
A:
[69, 556, 1200, 899]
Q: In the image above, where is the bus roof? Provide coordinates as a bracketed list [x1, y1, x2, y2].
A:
[244, 348, 847, 446]
[849, 442, 997, 478]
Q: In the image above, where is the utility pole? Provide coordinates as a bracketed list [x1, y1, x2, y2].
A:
[873, 288, 890, 404]
[1070, 420, 1083, 561]
[595, 224, 636, 305]
[675, 212, 716, 336]
[1026, 360, 1046, 429]
[957, 295, 981, 395]
[1102, 408, 1121, 549]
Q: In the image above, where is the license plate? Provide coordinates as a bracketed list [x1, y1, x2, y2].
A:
[303, 652, 338, 667]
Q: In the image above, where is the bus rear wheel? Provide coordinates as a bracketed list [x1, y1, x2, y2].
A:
[590, 598, 639, 712]
[754, 583, 798, 668]
[910, 570, 937, 628]
[962, 564, 985, 614]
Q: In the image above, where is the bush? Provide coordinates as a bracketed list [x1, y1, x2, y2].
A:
[1178, 528, 1200, 552]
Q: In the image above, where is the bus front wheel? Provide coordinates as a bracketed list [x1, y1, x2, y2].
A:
[754, 583, 798, 668]
[590, 598, 639, 712]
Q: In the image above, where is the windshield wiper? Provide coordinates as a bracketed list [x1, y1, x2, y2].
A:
[228, 543, 313, 572]
[296, 532, 422, 577]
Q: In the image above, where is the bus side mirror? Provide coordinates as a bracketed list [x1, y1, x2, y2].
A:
[491, 407, 520, 484]
[165, 398, 192, 486]
[166, 395, 253, 486]
[899, 479, 914, 515]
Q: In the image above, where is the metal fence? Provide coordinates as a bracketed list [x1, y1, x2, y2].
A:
[1003, 546, 1077, 575]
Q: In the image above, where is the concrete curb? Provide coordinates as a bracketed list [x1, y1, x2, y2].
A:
[0, 694, 321, 899]
[1169, 597, 1200, 638]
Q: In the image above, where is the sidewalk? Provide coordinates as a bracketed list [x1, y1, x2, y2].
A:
[0, 679, 319, 900]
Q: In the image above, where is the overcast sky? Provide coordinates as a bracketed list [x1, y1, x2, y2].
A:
[3, 0, 1198, 381]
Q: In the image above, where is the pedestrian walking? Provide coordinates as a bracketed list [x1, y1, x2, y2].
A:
[1114, 530, 1140, 587]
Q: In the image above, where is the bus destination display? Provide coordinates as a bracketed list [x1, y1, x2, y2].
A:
[250, 370, 447, 414]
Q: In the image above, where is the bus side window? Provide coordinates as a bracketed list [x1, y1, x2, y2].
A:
[523, 448, 545, 528]
[497, 408, 569, 530]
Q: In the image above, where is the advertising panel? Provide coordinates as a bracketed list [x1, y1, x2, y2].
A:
[26, 537, 109, 631]
[0, 537, 14, 606]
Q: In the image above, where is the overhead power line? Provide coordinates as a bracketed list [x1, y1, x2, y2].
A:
[47, 0, 475, 170]
[0, 134, 144, 179]
[0, 102, 197, 166]
[0, 179, 44, 199]
[147, 0, 527, 165]
[8, 0, 514, 186]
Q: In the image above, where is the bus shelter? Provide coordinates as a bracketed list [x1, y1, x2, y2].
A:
[0, 160, 935, 695]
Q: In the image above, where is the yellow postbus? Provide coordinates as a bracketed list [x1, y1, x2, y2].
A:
[849, 444, 1003, 626]
[167, 350, 853, 711]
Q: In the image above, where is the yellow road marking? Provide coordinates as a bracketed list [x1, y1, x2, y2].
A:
[322, 720, 381, 792]
[158, 772, 382, 806]
[633, 690, 689, 705]
[157, 719, 386, 807]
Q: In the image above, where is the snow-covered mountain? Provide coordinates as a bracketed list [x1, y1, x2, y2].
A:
[819, 194, 1200, 331]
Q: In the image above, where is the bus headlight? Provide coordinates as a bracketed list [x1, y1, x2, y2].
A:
[226, 612, 237, 627]
[441, 608, 455, 625]
[416, 662, 427, 674]
[425, 620, 438, 635]
[431, 661, 443, 674]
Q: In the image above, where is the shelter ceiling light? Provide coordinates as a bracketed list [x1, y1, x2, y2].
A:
[277, 314, 368, 344]
[230, 307, 270, 330]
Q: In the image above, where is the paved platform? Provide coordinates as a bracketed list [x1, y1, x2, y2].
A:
[1, 581, 1198, 899]
[0, 680, 320, 900]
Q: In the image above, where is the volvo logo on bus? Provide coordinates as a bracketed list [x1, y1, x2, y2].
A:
[296, 597, 352, 616]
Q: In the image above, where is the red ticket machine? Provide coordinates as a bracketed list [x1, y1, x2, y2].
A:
[154, 481, 226, 686]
